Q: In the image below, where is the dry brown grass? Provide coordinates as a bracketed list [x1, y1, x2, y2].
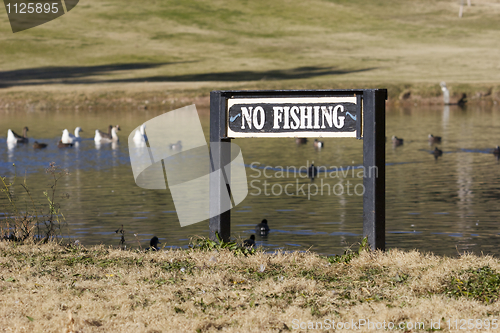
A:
[1, 241, 499, 332]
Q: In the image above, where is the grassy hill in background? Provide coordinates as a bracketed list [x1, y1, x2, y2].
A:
[0, 0, 499, 107]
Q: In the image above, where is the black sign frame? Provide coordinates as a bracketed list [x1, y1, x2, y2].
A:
[209, 89, 386, 251]
[226, 96, 361, 138]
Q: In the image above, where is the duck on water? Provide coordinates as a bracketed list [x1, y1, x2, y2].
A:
[428, 134, 442, 144]
[313, 139, 324, 149]
[243, 235, 256, 248]
[433, 147, 443, 160]
[58, 141, 73, 148]
[7, 127, 29, 144]
[33, 141, 48, 149]
[308, 163, 318, 181]
[392, 136, 403, 147]
[296, 138, 308, 145]
[133, 124, 147, 145]
[95, 125, 120, 143]
[493, 146, 500, 160]
[255, 219, 270, 236]
[61, 127, 83, 144]
[169, 141, 182, 151]
[146, 236, 161, 251]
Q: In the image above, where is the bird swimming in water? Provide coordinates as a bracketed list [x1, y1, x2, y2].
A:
[308, 163, 318, 180]
[95, 125, 120, 143]
[313, 139, 324, 149]
[61, 127, 83, 144]
[255, 219, 270, 236]
[133, 124, 147, 145]
[58, 140, 73, 148]
[98, 125, 113, 138]
[295, 138, 308, 145]
[7, 127, 29, 144]
[61, 129, 72, 144]
[428, 134, 442, 144]
[147, 236, 161, 251]
[433, 147, 443, 160]
[392, 136, 403, 146]
[169, 141, 182, 151]
[33, 141, 48, 149]
[94, 129, 102, 143]
[71, 127, 84, 141]
[243, 235, 255, 248]
[493, 146, 500, 160]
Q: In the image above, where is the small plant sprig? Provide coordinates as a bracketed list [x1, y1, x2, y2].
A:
[326, 237, 369, 264]
[133, 233, 143, 251]
[0, 164, 30, 241]
[115, 225, 126, 250]
[189, 232, 256, 256]
[41, 162, 70, 243]
[1, 162, 70, 243]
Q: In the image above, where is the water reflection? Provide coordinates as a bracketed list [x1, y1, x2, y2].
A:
[1, 104, 500, 256]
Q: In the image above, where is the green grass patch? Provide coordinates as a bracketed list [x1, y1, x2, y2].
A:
[1, 0, 500, 94]
[189, 233, 257, 256]
[445, 266, 500, 303]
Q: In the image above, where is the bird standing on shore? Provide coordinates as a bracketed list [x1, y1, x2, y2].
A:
[255, 219, 270, 236]
[440, 82, 450, 105]
[458, 93, 467, 107]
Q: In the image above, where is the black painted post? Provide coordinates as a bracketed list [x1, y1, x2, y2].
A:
[209, 89, 386, 249]
[362, 89, 387, 251]
[209, 91, 231, 242]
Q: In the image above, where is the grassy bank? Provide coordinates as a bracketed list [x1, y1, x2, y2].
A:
[0, 80, 499, 112]
[0, 241, 499, 332]
[1, 0, 500, 110]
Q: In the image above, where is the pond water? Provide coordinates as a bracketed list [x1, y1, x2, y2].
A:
[1, 103, 500, 256]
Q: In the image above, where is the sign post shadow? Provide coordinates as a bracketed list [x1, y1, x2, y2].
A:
[210, 89, 386, 251]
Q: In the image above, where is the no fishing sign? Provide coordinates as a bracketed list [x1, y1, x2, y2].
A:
[227, 96, 361, 138]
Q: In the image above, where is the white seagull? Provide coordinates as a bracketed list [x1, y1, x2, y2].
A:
[62, 127, 83, 144]
[133, 124, 147, 145]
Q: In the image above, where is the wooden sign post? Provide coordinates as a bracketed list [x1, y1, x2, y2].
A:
[210, 89, 387, 251]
